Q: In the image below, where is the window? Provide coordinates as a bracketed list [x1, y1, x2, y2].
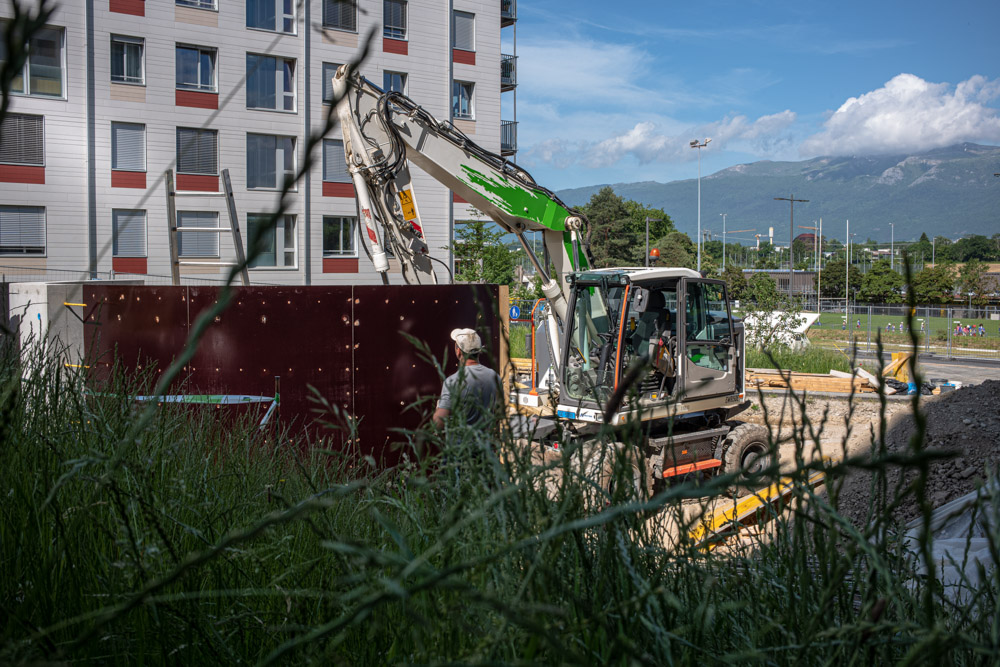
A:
[175, 45, 217, 92]
[246, 54, 295, 111]
[322, 62, 342, 104]
[453, 11, 474, 50]
[1, 24, 64, 97]
[247, 134, 295, 190]
[176, 128, 218, 175]
[0, 114, 44, 166]
[177, 211, 219, 257]
[383, 0, 406, 39]
[111, 35, 144, 84]
[176, 0, 217, 9]
[111, 122, 145, 171]
[0, 206, 45, 255]
[452, 81, 474, 119]
[112, 210, 146, 258]
[323, 0, 356, 31]
[247, 0, 295, 33]
[323, 139, 351, 183]
[383, 70, 406, 93]
[247, 214, 296, 268]
[323, 216, 357, 257]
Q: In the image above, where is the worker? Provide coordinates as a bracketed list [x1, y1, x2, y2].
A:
[433, 328, 501, 428]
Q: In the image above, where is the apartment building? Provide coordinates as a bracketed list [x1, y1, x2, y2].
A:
[0, 0, 518, 285]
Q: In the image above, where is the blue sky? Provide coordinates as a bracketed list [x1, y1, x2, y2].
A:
[502, 0, 1000, 191]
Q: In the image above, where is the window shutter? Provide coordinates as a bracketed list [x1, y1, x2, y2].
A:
[324, 0, 356, 30]
[384, 0, 405, 32]
[323, 139, 351, 183]
[177, 211, 219, 257]
[112, 209, 146, 257]
[246, 54, 277, 109]
[322, 62, 339, 104]
[0, 206, 45, 252]
[177, 128, 218, 174]
[0, 114, 44, 166]
[247, 133, 277, 189]
[453, 11, 474, 50]
[247, 0, 276, 30]
[111, 122, 145, 171]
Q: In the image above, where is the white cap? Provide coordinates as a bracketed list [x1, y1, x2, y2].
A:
[450, 327, 483, 354]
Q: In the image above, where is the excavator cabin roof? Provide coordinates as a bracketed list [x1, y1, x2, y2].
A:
[571, 267, 702, 285]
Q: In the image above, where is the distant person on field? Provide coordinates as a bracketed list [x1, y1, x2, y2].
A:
[980, 324, 985, 337]
[433, 328, 501, 428]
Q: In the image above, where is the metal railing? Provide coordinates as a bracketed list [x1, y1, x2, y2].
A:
[500, 120, 517, 155]
[500, 54, 517, 90]
[500, 0, 516, 24]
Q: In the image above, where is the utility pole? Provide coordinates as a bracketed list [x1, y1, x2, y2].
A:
[720, 213, 726, 269]
[889, 222, 895, 271]
[775, 194, 809, 278]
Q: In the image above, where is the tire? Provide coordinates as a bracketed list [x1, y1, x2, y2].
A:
[582, 441, 651, 507]
[722, 422, 774, 494]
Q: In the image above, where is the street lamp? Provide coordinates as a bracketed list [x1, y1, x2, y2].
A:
[690, 138, 711, 271]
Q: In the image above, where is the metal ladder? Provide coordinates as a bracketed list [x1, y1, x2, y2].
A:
[165, 168, 250, 286]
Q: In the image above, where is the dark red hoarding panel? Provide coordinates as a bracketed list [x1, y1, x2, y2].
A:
[83, 284, 500, 464]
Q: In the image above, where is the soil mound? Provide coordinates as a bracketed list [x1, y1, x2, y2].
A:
[836, 380, 1000, 527]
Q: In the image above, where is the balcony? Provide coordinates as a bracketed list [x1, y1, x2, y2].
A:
[500, 54, 517, 91]
[501, 120, 517, 156]
[501, 0, 516, 27]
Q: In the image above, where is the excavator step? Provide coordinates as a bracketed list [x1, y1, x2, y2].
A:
[663, 458, 722, 478]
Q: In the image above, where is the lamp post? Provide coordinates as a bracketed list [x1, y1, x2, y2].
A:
[775, 194, 809, 278]
[720, 213, 726, 269]
[889, 222, 895, 271]
[690, 138, 711, 271]
[645, 217, 662, 268]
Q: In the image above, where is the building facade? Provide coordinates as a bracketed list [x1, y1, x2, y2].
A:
[0, 0, 517, 285]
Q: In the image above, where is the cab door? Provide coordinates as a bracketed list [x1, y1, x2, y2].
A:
[678, 278, 737, 401]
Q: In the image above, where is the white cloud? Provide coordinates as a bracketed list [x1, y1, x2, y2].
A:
[800, 74, 1000, 156]
[522, 111, 797, 169]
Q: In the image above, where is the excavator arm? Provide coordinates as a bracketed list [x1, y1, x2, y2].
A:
[332, 66, 590, 321]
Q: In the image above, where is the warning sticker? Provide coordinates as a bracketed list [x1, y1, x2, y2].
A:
[398, 188, 417, 221]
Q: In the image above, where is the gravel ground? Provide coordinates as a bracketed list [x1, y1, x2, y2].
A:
[832, 380, 1000, 526]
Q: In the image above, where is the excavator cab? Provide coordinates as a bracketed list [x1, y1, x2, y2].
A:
[560, 269, 743, 425]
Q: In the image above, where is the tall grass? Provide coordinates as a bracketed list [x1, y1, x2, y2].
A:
[746, 344, 863, 374]
[2, 331, 998, 664]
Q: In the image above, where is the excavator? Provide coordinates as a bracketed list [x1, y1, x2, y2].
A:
[332, 66, 771, 492]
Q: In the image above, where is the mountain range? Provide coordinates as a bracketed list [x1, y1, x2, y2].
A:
[555, 143, 1000, 245]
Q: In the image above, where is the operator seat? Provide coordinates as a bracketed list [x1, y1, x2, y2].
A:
[631, 290, 668, 360]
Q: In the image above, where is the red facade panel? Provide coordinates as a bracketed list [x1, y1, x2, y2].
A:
[111, 170, 146, 189]
[0, 164, 44, 184]
[112, 257, 148, 274]
[323, 258, 359, 273]
[323, 182, 355, 197]
[176, 174, 219, 192]
[452, 49, 475, 65]
[452, 192, 467, 204]
[110, 0, 144, 16]
[383, 38, 408, 55]
[176, 90, 219, 110]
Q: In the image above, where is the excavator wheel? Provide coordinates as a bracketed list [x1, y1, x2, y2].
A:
[581, 441, 651, 508]
[722, 422, 775, 495]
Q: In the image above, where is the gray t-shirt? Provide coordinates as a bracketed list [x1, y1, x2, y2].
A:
[437, 363, 501, 425]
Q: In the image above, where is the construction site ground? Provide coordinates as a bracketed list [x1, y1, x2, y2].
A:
[517, 359, 1000, 547]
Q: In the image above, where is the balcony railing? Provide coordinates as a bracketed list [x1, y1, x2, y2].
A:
[500, 0, 516, 26]
[500, 54, 517, 91]
[501, 120, 517, 156]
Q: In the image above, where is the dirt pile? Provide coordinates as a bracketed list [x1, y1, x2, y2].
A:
[837, 380, 1000, 527]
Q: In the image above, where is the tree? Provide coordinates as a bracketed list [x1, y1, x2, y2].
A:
[858, 259, 904, 304]
[932, 236, 954, 263]
[910, 265, 956, 305]
[722, 264, 747, 301]
[817, 258, 863, 299]
[453, 217, 515, 286]
[909, 232, 933, 263]
[952, 235, 995, 262]
[580, 187, 638, 267]
[959, 258, 990, 306]
[740, 273, 804, 350]
[652, 230, 696, 269]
